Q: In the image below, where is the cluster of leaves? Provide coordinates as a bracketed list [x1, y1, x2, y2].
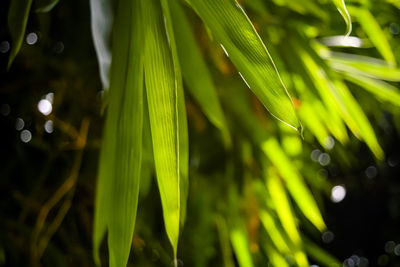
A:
[6, 0, 400, 266]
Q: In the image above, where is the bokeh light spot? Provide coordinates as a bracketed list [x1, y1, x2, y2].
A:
[331, 185, 346, 203]
[15, 118, 24, 131]
[38, 99, 52, 116]
[26, 32, 38, 45]
[20, 130, 32, 143]
[0, 41, 10, 53]
[44, 120, 54, 133]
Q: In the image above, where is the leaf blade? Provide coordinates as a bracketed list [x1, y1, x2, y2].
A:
[187, 0, 301, 131]
[142, 0, 181, 255]
[7, 0, 33, 69]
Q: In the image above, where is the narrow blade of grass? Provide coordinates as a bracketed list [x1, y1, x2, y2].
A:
[7, 0, 33, 69]
[142, 0, 181, 256]
[187, 0, 301, 132]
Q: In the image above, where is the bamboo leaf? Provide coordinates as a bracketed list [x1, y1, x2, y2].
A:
[169, 0, 231, 146]
[230, 222, 254, 267]
[332, 0, 352, 36]
[326, 52, 400, 82]
[90, 0, 113, 89]
[142, 0, 181, 256]
[303, 237, 341, 267]
[265, 169, 309, 267]
[343, 72, 400, 107]
[295, 41, 384, 158]
[263, 139, 326, 231]
[7, 0, 33, 69]
[263, 242, 290, 267]
[259, 210, 290, 254]
[333, 79, 384, 159]
[35, 0, 60, 12]
[186, 0, 301, 131]
[93, 0, 143, 266]
[349, 6, 396, 66]
[160, 0, 189, 226]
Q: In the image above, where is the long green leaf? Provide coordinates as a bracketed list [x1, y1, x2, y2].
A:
[263, 242, 290, 267]
[326, 52, 400, 82]
[303, 237, 341, 267]
[263, 139, 326, 231]
[7, 0, 33, 69]
[142, 0, 181, 256]
[35, 0, 60, 12]
[343, 72, 400, 107]
[160, 0, 189, 226]
[186, 0, 301, 131]
[295, 42, 383, 158]
[333, 79, 384, 159]
[349, 6, 396, 66]
[93, 0, 143, 266]
[332, 0, 352, 36]
[259, 210, 290, 254]
[169, 0, 230, 146]
[230, 222, 254, 267]
[265, 169, 309, 267]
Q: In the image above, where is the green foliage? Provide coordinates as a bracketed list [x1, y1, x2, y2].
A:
[5, 0, 400, 266]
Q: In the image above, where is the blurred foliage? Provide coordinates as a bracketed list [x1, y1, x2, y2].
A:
[1, 0, 400, 266]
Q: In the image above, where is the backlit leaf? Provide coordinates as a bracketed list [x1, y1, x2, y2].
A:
[7, 0, 33, 69]
[332, 0, 352, 36]
[186, 0, 301, 131]
[349, 6, 396, 66]
[142, 0, 181, 256]
[94, 0, 143, 266]
[169, 0, 230, 146]
[263, 139, 326, 231]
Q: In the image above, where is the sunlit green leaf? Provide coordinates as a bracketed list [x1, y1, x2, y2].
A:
[187, 0, 301, 131]
[169, 0, 230, 146]
[142, 0, 181, 256]
[333, 79, 384, 159]
[7, 0, 33, 69]
[263, 139, 326, 231]
[332, 0, 352, 36]
[343, 72, 400, 107]
[94, 0, 143, 266]
[265, 168, 309, 267]
[263, 242, 289, 267]
[160, 0, 189, 226]
[348, 6, 396, 66]
[230, 222, 254, 267]
[326, 52, 400, 82]
[259, 210, 290, 254]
